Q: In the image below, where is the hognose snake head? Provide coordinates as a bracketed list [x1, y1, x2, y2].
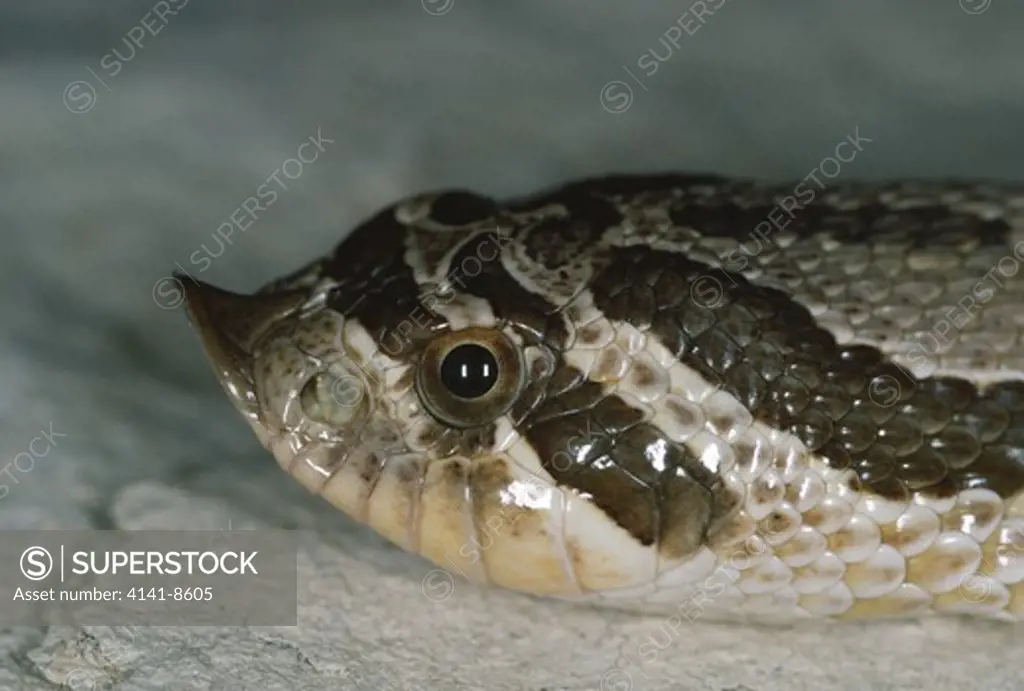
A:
[181, 174, 1024, 622]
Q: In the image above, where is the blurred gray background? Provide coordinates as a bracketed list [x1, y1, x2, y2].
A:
[2, 1, 1023, 689]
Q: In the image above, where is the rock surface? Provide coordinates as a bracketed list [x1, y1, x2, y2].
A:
[2, 2, 1023, 689]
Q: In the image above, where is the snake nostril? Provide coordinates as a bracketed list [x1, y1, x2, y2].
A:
[299, 370, 367, 427]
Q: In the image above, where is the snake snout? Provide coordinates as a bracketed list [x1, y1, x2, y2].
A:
[178, 274, 307, 428]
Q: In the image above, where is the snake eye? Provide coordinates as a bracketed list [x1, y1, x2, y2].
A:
[416, 327, 524, 428]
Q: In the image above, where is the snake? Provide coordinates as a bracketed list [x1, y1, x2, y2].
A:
[179, 172, 1024, 623]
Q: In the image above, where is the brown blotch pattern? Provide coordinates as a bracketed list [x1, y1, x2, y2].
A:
[322, 206, 449, 360]
[666, 187, 1014, 250]
[589, 245, 1024, 501]
[519, 363, 740, 560]
[446, 230, 567, 349]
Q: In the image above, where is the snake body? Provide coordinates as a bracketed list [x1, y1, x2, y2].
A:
[181, 173, 1024, 622]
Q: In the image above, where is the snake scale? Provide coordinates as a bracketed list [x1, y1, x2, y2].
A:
[180, 172, 1024, 623]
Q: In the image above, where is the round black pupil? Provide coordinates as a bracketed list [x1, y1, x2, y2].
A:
[440, 344, 498, 399]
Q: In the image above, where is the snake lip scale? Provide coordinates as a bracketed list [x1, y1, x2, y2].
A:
[180, 172, 1024, 623]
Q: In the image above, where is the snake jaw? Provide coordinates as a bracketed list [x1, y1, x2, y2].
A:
[177, 274, 306, 433]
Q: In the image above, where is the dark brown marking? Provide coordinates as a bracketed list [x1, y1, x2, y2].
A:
[666, 398, 702, 431]
[665, 184, 1013, 251]
[506, 175, 715, 273]
[446, 230, 568, 349]
[394, 456, 425, 486]
[760, 509, 799, 542]
[357, 452, 386, 486]
[578, 323, 607, 346]
[519, 216, 605, 273]
[519, 363, 740, 558]
[428, 190, 499, 227]
[589, 245, 1024, 500]
[593, 347, 627, 380]
[631, 361, 657, 388]
[751, 475, 784, 507]
[322, 206, 448, 360]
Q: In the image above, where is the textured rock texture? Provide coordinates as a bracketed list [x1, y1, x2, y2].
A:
[2, 2, 1023, 689]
